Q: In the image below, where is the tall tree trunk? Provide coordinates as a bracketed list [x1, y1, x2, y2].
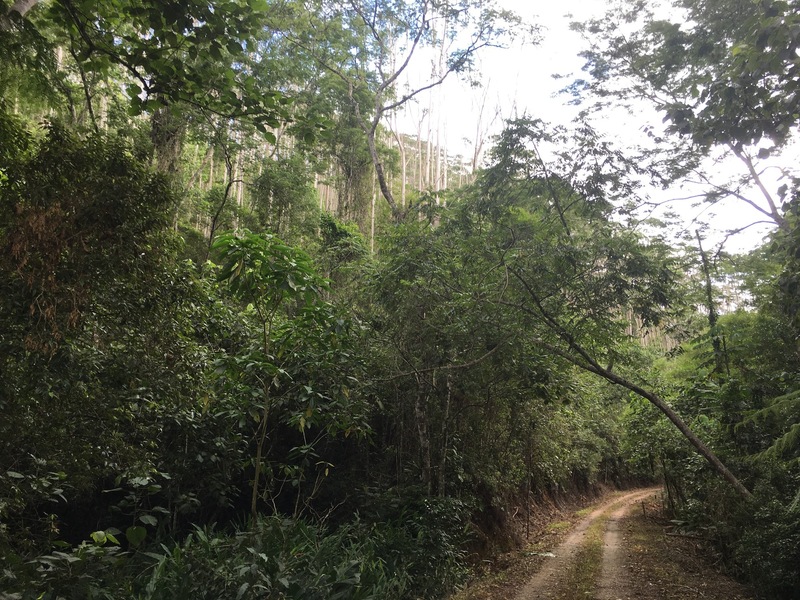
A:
[390, 113, 407, 209]
[417, 112, 424, 192]
[1, 0, 38, 30]
[151, 106, 185, 178]
[442, 126, 449, 191]
[206, 142, 235, 260]
[425, 95, 432, 189]
[414, 375, 432, 495]
[364, 126, 400, 220]
[188, 147, 214, 190]
[696, 231, 729, 375]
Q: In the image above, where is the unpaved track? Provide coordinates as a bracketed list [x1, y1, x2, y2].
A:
[595, 489, 655, 599]
[514, 488, 659, 600]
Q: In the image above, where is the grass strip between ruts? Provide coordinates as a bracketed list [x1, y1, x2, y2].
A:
[550, 510, 609, 600]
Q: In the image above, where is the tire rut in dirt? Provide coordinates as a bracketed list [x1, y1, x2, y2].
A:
[514, 488, 659, 600]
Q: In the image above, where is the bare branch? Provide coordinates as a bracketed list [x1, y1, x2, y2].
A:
[692, 168, 780, 223]
[728, 142, 786, 230]
[374, 343, 501, 382]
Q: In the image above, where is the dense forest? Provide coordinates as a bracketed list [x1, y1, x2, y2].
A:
[1, 0, 798, 598]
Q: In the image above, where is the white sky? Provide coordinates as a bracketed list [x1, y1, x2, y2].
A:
[393, 0, 795, 254]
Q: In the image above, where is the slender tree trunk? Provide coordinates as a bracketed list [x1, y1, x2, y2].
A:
[364, 125, 400, 220]
[505, 269, 753, 501]
[598, 365, 750, 499]
[425, 98, 432, 189]
[438, 372, 452, 497]
[696, 231, 728, 375]
[414, 375, 432, 496]
[151, 106, 185, 177]
[250, 303, 280, 520]
[534, 334, 753, 500]
[472, 87, 489, 172]
[207, 149, 214, 190]
[69, 44, 99, 133]
[434, 17, 446, 193]
[188, 147, 214, 189]
[206, 143, 235, 260]
[417, 113, 424, 191]
[390, 113, 407, 209]
[370, 170, 376, 254]
[442, 126, 449, 192]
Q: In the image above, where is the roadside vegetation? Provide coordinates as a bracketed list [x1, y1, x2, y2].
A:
[1, 0, 798, 598]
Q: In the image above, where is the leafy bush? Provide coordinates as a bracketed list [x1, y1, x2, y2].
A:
[139, 517, 408, 600]
[352, 488, 472, 599]
[735, 497, 800, 598]
[1, 517, 409, 600]
[1, 534, 131, 600]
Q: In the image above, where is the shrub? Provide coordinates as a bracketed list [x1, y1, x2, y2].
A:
[139, 517, 408, 600]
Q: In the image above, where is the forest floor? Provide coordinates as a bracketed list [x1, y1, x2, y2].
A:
[452, 487, 756, 600]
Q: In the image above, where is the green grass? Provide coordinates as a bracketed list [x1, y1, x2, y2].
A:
[552, 514, 608, 599]
[548, 521, 571, 531]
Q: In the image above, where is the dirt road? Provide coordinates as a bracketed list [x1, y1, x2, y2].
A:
[454, 487, 755, 600]
[514, 488, 657, 600]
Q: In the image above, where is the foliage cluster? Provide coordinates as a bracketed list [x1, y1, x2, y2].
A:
[620, 258, 800, 596]
[570, 1, 800, 592]
[0, 103, 640, 598]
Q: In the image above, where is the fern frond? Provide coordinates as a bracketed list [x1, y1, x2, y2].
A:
[739, 389, 800, 462]
[739, 389, 800, 428]
[755, 422, 800, 461]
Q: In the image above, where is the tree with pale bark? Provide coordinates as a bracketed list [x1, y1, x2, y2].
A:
[280, 0, 534, 221]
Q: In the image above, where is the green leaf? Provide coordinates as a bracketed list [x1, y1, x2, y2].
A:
[139, 514, 158, 527]
[236, 583, 250, 600]
[126, 525, 147, 547]
[227, 40, 242, 55]
[209, 43, 223, 61]
[90, 531, 107, 545]
[6, 471, 25, 479]
[731, 43, 749, 56]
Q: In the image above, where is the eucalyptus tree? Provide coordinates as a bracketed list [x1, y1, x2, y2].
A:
[1, 0, 315, 202]
[275, 0, 534, 221]
[0, 0, 36, 29]
[7, 0, 293, 123]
